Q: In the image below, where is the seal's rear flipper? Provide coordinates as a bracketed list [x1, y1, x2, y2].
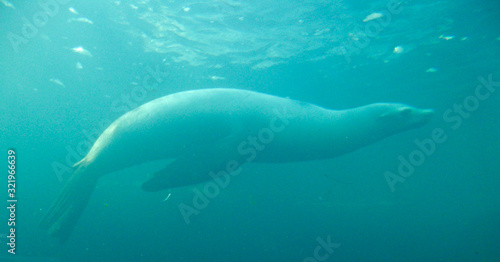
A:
[142, 135, 246, 191]
[39, 166, 98, 243]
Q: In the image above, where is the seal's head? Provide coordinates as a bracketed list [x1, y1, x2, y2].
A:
[371, 103, 435, 133]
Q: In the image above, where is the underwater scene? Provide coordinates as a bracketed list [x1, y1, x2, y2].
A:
[0, 0, 499, 261]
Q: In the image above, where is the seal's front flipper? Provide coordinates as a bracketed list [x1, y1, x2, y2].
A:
[142, 136, 245, 192]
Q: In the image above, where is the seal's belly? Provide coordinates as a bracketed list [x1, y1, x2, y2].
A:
[83, 113, 234, 174]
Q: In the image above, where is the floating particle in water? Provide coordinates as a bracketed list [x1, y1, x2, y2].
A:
[129, 4, 138, 10]
[71, 46, 93, 57]
[76, 62, 83, 69]
[210, 75, 225, 81]
[363, 12, 383, 22]
[1, 0, 15, 9]
[183, 6, 190, 12]
[67, 17, 94, 24]
[40, 33, 51, 41]
[393, 46, 404, 54]
[68, 7, 79, 15]
[460, 36, 468, 41]
[49, 78, 66, 88]
[314, 28, 330, 36]
[439, 34, 454, 40]
[163, 191, 172, 202]
[426, 67, 438, 73]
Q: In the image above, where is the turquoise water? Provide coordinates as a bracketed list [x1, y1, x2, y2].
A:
[1, 0, 499, 261]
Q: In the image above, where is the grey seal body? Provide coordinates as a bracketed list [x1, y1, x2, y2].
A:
[40, 88, 434, 242]
[83, 88, 432, 171]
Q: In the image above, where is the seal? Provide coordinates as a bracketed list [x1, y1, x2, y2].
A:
[40, 88, 434, 242]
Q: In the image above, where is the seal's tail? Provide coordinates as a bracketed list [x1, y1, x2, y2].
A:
[39, 166, 98, 243]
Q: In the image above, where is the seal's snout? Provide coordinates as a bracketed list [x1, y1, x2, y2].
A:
[423, 108, 435, 115]
[414, 108, 435, 127]
[421, 108, 435, 121]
